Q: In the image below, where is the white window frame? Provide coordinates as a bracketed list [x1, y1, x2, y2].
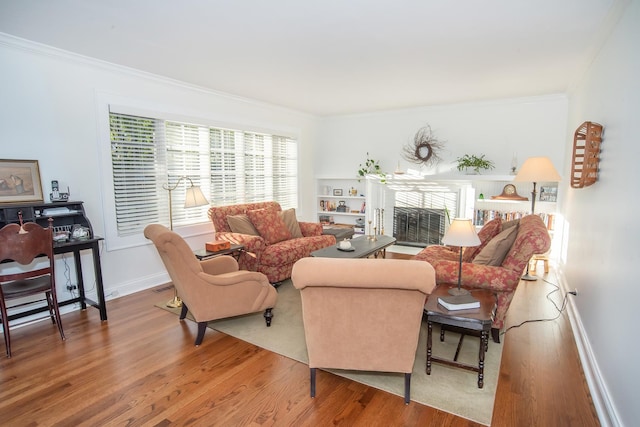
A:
[96, 94, 299, 251]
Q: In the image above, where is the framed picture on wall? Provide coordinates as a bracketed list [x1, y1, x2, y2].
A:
[539, 186, 558, 202]
[0, 159, 44, 204]
[333, 189, 343, 196]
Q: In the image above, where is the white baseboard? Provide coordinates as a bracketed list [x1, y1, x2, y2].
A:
[103, 271, 171, 300]
[11, 272, 171, 330]
[556, 267, 621, 427]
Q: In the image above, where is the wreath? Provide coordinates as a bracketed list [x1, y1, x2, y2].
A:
[402, 125, 444, 166]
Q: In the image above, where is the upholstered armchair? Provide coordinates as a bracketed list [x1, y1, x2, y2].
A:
[144, 224, 278, 345]
[291, 257, 436, 404]
[413, 215, 551, 342]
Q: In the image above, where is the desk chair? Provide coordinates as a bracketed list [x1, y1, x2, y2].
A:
[0, 220, 65, 358]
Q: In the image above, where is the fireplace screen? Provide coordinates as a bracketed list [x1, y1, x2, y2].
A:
[393, 207, 445, 247]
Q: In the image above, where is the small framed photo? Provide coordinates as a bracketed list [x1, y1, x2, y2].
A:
[333, 188, 343, 196]
[0, 159, 44, 204]
[539, 186, 558, 202]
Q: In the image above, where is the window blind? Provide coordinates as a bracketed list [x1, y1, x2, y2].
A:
[109, 111, 298, 237]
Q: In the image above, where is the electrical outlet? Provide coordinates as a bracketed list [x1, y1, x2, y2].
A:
[66, 284, 77, 291]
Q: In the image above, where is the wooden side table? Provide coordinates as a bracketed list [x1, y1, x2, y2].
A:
[424, 285, 496, 388]
[193, 244, 245, 261]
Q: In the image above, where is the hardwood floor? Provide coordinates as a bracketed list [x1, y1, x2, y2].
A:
[0, 253, 599, 426]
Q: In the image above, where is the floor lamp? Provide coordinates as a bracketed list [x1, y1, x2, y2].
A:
[441, 218, 481, 296]
[513, 157, 561, 281]
[163, 176, 209, 307]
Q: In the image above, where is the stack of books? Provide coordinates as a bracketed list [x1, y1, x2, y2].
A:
[437, 293, 480, 311]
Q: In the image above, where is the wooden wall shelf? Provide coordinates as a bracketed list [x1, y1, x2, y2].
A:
[571, 121, 604, 188]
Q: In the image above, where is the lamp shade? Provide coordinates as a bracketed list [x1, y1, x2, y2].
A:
[513, 157, 561, 183]
[184, 185, 209, 208]
[442, 218, 481, 247]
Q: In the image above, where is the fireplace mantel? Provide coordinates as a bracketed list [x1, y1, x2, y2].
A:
[365, 173, 516, 186]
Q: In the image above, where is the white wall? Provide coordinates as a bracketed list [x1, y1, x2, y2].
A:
[561, 1, 640, 425]
[315, 95, 568, 179]
[0, 35, 320, 301]
[3, 7, 637, 421]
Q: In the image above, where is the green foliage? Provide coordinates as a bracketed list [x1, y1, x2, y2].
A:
[456, 154, 495, 174]
[357, 153, 386, 182]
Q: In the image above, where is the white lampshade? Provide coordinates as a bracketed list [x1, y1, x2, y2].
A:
[184, 185, 209, 208]
[442, 218, 481, 247]
[513, 157, 561, 183]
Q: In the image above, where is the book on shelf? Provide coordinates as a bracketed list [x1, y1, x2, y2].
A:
[437, 293, 480, 311]
[319, 215, 335, 225]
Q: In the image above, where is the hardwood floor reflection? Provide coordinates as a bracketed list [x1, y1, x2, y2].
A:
[0, 252, 599, 426]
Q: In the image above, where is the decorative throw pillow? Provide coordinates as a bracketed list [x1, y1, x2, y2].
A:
[227, 214, 260, 236]
[246, 208, 292, 245]
[462, 218, 502, 263]
[501, 219, 520, 230]
[472, 223, 519, 266]
[280, 208, 303, 238]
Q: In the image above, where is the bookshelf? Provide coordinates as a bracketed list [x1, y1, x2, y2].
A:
[316, 177, 366, 234]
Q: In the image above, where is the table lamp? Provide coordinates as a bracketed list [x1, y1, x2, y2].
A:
[163, 176, 209, 307]
[514, 156, 561, 280]
[441, 218, 481, 296]
[514, 156, 561, 215]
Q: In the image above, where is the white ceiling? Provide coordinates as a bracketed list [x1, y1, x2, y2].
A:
[0, 0, 619, 116]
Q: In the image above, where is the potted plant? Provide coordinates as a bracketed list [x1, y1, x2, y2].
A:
[456, 154, 495, 174]
[357, 153, 386, 182]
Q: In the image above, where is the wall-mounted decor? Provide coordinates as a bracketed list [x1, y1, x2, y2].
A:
[402, 125, 444, 167]
[0, 159, 44, 204]
[570, 121, 603, 188]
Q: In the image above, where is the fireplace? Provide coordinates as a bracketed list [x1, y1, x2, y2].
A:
[393, 207, 446, 247]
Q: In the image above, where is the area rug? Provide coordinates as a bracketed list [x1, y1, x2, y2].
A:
[156, 281, 502, 425]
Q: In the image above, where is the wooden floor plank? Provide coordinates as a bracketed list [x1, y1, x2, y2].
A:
[0, 253, 599, 426]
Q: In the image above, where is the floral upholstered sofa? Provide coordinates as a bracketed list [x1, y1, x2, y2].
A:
[413, 214, 551, 342]
[208, 202, 336, 283]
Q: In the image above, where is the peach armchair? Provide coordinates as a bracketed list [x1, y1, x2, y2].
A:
[291, 257, 436, 404]
[144, 224, 278, 346]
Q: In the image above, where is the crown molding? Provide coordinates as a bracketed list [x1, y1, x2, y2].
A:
[0, 32, 316, 119]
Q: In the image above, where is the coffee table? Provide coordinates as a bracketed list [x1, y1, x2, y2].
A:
[310, 235, 396, 259]
[424, 284, 496, 388]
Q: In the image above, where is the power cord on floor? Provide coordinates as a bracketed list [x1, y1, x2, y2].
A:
[502, 277, 575, 338]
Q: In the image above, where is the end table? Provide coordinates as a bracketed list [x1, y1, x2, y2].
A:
[193, 244, 245, 261]
[424, 284, 496, 388]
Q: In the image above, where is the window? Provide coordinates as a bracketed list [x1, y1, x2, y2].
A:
[109, 112, 298, 236]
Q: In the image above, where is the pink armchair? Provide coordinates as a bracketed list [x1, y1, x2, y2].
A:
[144, 224, 278, 346]
[208, 202, 335, 283]
[413, 215, 551, 342]
[292, 257, 436, 404]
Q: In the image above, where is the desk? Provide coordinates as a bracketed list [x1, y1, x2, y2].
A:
[7, 237, 107, 322]
[1, 201, 107, 322]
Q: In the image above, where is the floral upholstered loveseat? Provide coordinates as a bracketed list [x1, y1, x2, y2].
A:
[413, 214, 551, 342]
[208, 202, 336, 283]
